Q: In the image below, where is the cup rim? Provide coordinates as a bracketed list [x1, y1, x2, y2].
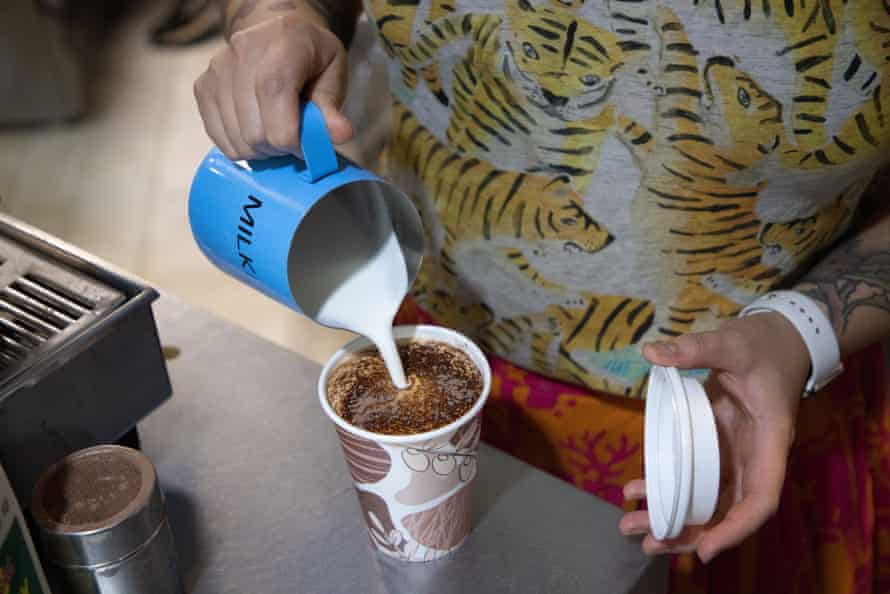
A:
[317, 324, 492, 444]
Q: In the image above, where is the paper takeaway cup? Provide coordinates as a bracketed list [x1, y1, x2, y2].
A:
[318, 325, 491, 562]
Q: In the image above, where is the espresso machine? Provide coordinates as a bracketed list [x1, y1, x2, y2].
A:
[0, 213, 172, 504]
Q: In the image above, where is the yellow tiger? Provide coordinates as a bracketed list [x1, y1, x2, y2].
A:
[403, 229, 499, 337]
[496, 247, 566, 290]
[391, 102, 615, 286]
[477, 314, 536, 357]
[698, 185, 859, 312]
[409, 272, 496, 337]
[544, 295, 654, 396]
[704, 0, 849, 151]
[368, 0, 653, 109]
[478, 293, 655, 396]
[781, 1, 890, 169]
[627, 8, 858, 338]
[366, 0, 454, 105]
[756, 184, 860, 274]
[386, 1, 652, 192]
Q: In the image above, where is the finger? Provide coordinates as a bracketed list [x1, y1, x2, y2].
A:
[696, 426, 788, 563]
[695, 495, 774, 563]
[642, 534, 667, 555]
[623, 480, 646, 501]
[194, 74, 239, 159]
[232, 53, 280, 157]
[211, 57, 257, 159]
[643, 533, 699, 556]
[643, 328, 749, 372]
[255, 47, 308, 155]
[619, 510, 650, 536]
[306, 48, 353, 144]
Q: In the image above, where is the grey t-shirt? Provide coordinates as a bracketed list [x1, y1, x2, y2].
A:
[366, 0, 889, 397]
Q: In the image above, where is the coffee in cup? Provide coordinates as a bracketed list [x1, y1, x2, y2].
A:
[325, 339, 483, 435]
[318, 325, 491, 562]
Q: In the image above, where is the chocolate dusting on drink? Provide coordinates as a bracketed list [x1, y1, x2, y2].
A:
[327, 340, 482, 435]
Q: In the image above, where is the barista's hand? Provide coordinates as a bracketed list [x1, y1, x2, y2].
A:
[619, 312, 810, 562]
[194, 15, 351, 160]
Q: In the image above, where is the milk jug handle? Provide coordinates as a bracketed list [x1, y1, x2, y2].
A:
[300, 101, 340, 183]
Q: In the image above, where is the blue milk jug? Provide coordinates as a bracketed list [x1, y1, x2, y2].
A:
[188, 103, 424, 323]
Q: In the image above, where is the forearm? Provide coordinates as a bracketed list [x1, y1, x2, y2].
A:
[224, 0, 362, 45]
[796, 189, 890, 357]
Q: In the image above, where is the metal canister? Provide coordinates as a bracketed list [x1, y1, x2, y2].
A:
[30, 445, 183, 594]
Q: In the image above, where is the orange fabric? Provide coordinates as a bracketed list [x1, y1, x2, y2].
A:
[396, 302, 890, 594]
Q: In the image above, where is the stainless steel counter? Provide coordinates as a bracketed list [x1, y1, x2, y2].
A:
[141, 298, 666, 594]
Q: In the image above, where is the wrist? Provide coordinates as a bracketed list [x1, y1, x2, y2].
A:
[761, 311, 811, 394]
[740, 291, 844, 396]
[226, 0, 330, 39]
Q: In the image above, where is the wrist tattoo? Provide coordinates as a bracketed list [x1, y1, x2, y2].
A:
[800, 238, 890, 333]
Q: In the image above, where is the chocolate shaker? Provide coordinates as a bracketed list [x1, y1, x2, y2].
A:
[30, 445, 183, 594]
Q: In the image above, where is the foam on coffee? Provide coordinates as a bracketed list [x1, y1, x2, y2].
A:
[326, 339, 482, 435]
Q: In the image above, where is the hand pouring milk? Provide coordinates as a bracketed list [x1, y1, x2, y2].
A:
[189, 102, 424, 389]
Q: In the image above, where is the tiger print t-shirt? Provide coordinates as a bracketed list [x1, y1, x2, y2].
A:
[366, 0, 890, 397]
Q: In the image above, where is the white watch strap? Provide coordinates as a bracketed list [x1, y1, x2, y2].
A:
[740, 291, 844, 396]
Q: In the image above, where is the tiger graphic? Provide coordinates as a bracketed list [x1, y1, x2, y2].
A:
[624, 7, 859, 338]
[367, 0, 454, 106]
[701, 184, 860, 306]
[699, 0, 858, 152]
[409, 268, 496, 337]
[779, 0, 890, 169]
[375, 0, 652, 192]
[704, 0, 890, 159]
[478, 293, 656, 396]
[391, 102, 615, 289]
[372, 1, 880, 398]
[368, 0, 654, 108]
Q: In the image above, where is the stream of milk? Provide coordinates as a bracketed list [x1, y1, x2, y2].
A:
[290, 183, 410, 388]
[315, 232, 409, 388]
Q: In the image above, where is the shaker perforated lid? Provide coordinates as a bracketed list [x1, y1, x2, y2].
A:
[644, 366, 720, 540]
[30, 445, 165, 568]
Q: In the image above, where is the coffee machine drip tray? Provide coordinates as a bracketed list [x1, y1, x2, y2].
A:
[0, 213, 172, 503]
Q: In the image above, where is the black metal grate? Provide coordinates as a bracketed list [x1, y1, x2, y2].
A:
[0, 273, 97, 369]
[0, 226, 126, 384]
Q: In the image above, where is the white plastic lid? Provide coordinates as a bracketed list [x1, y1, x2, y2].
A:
[644, 366, 720, 540]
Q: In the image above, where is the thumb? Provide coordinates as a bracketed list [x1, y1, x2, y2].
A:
[643, 329, 747, 372]
[307, 49, 353, 144]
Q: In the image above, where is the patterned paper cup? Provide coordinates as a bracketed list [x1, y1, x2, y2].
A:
[318, 325, 491, 562]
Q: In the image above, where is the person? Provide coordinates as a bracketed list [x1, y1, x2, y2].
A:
[194, 1, 890, 591]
